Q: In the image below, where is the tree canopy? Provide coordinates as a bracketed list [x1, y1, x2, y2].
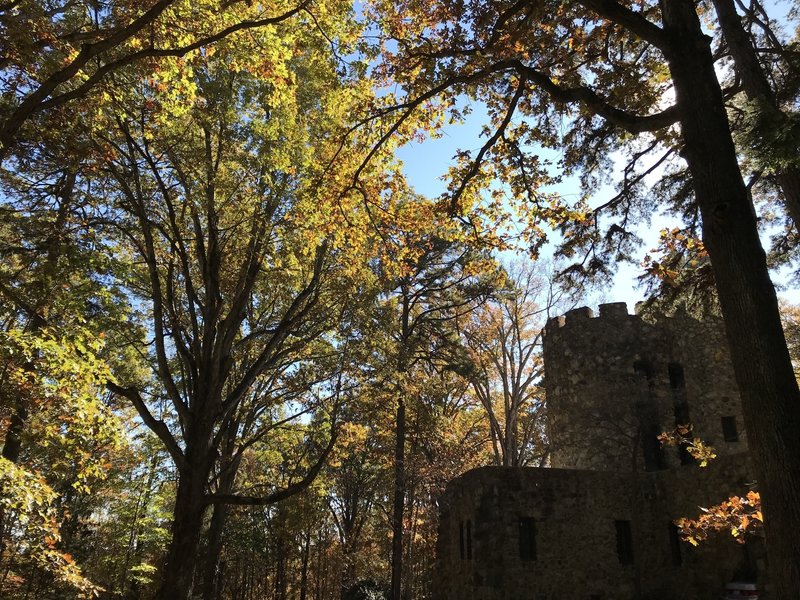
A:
[1, 0, 800, 598]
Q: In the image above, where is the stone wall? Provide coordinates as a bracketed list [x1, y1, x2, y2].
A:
[435, 304, 762, 600]
[435, 455, 756, 600]
[543, 303, 746, 472]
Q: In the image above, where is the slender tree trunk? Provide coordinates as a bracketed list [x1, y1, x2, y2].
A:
[202, 450, 239, 600]
[275, 531, 288, 600]
[660, 1, 800, 595]
[300, 530, 311, 600]
[201, 501, 229, 600]
[390, 396, 406, 600]
[505, 402, 518, 467]
[391, 293, 413, 600]
[340, 542, 354, 600]
[402, 487, 418, 600]
[774, 170, 800, 233]
[1, 402, 27, 465]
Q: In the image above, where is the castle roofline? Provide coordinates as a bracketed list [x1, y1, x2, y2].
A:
[544, 302, 636, 335]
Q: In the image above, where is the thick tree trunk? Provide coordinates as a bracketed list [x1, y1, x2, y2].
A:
[660, 0, 800, 596]
[390, 396, 406, 600]
[155, 463, 209, 600]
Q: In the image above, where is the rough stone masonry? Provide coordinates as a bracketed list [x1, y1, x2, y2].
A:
[435, 303, 764, 600]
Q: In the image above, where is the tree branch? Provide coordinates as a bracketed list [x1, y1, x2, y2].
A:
[107, 381, 186, 470]
[0, 0, 312, 156]
[509, 60, 680, 133]
[577, 0, 671, 52]
[204, 421, 338, 506]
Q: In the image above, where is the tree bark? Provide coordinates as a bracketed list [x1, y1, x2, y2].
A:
[201, 500, 229, 600]
[202, 445, 239, 600]
[660, 0, 800, 595]
[390, 395, 406, 600]
[711, 0, 800, 232]
[275, 532, 288, 600]
[155, 457, 210, 600]
[300, 529, 311, 600]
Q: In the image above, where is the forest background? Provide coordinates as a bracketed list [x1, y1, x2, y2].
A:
[1, 1, 799, 599]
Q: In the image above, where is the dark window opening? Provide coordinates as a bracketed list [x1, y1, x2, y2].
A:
[669, 523, 683, 566]
[615, 520, 634, 565]
[722, 416, 739, 442]
[466, 519, 473, 560]
[643, 424, 667, 471]
[677, 441, 695, 466]
[674, 402, 690, 426]
[668, 363, 685, 389]
[459, 521, 465, 560]
[633, 359, 653, 379]
[518, 517, 537, 561]
[673, 402, 695, 465]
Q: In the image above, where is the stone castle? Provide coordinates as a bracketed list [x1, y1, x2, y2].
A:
[435, 303, 761, 600]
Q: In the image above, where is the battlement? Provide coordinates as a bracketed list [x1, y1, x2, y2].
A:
[436, 301, 755, 600]
[543, 300, 744, 473]
[544, 302, 639, 336]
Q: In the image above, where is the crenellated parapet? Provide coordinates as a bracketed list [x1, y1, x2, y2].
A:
[435, 301, 760, 600]
[544, 302, 641, 335]
[543, 302, 746, 472]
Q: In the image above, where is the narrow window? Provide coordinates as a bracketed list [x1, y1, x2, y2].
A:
[669, 523, 682, 566]
[677, 440, 695, 465]
[668, 363, 685, 389]
[615, 520, 634, 565]
[643, 424, 667, 471]
[722, 416, 739, 442]
[466, 520, 473, 560]
[673, 402, 695, 465]
[633, 359, 653, 379]
[518, 517, 537, 561]
[459, 521, 465, 560]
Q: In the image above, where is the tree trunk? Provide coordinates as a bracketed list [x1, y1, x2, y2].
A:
[155, 464, 209, 600]
[390, 396, 406, 600]
[660, 0, 800, 595]
[201, 501, 228, 600]
[1, 401, 27, 464]
[275, 532, 288, 600]
[711, 0, 800, 232]
[202, 450, 239, 600]
[300, 530, 311, 600]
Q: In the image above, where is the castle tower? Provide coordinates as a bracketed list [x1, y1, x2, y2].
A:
[435, 303, 761, 600]
[543, 302, 747, 472]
